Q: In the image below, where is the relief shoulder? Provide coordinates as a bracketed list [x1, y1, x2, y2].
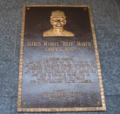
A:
[43, 29, 53, 37]
[63, 30, 74, 36]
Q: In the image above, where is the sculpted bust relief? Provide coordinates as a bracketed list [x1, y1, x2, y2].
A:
[43, 10, 74, 37]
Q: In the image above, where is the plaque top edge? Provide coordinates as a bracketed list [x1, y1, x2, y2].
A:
[24, 4, 90, 7]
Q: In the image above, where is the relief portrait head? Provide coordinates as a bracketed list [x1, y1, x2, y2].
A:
[43, 10, 74, 37]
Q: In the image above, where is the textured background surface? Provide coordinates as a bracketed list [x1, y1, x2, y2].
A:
[0, 0, 120, 114]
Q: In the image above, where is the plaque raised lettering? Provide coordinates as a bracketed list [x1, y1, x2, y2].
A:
[17, 5, 106, 112]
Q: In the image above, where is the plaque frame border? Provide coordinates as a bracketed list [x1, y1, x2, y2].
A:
[17, 4, 106, 112]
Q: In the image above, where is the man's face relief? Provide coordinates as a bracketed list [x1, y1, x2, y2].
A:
[50, 10, 66, 29]
[43, 10, 74, 37]
[50, 17, 66, 28]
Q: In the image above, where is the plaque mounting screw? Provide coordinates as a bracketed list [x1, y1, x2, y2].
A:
[27, 7, 30, 10]
[97, 101, 100, 104]
[84, 8, 87, 10]
[23, 102, 26, 105]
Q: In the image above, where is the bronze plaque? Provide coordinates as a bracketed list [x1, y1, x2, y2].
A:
[17, 5, 106, 112]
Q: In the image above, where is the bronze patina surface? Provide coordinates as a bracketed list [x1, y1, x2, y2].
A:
[17, 5, 106, 112]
